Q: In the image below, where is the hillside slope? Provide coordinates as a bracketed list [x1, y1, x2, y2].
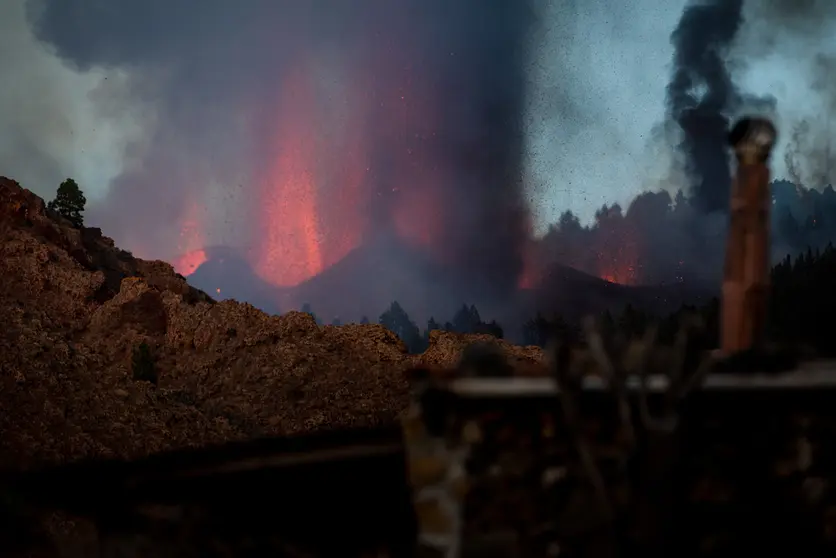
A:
[0, 178, 419, 470]
[0, 177, 547, 471]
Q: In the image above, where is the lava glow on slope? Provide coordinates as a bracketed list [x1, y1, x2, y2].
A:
[173, 249, 208, 276]
[250, 56, 449, 288]
[172, 196, 208, 276]
[596, 243, 639, 285]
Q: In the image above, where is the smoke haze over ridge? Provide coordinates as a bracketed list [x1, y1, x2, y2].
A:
[21, 0, 536, 296]
[3, 0, 836, 319]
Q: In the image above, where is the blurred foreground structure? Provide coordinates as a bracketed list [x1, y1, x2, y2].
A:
[6, 363, 836, 557]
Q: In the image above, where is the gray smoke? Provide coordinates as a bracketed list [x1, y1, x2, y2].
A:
[26, 0, 534, 295]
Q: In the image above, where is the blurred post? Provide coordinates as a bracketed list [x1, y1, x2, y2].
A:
[721, 117, 777, 354]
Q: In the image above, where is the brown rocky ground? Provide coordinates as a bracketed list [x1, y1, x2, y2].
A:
[0, 177, 545, 471]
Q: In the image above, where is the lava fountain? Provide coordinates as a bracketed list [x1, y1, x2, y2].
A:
[250, 51, 449, 288]
[253, 63, 329, 287]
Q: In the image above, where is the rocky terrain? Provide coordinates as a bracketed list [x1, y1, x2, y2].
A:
[0, 177, 544, 471]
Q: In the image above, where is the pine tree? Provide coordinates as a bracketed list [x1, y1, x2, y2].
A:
[379, 301, 424, 353]
[47, 178, 86, 228]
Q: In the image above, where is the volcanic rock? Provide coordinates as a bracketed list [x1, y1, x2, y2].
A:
[415, 330, 545, 377]
[0, 177, 417, 470]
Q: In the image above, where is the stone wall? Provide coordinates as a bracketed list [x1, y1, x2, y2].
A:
[403, 368, 836, 557]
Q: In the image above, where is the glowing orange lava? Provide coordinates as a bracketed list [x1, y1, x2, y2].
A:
[596, 239, 640, 285]
[517, 232, 542, 289]
[254, 65, 324, 287]
[173, 249, 208, 276]
[598, 262, 638, 285]
[172, 196, 208, 276]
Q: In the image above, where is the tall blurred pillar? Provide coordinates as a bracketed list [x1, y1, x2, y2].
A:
[721, 117, 777, 354]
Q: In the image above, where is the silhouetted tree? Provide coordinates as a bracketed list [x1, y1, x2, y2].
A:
[452, 304, 482, 334]
[47, 178, 86, 227]
[300, 302, 322, 325]
[379, 301, 425, 353]
[474, 319, 504, 339]
[617, 304, 648, 337]
[522, 312, 553, 347]
[423, 317, 441, 346]
[600, 310, 616, 336]
[359, 316, 370, 325]
[768, 242, 836, 353]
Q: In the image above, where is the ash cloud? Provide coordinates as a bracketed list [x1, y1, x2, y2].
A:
[26, 0, 534, 297]
[666, 0, 744, 214]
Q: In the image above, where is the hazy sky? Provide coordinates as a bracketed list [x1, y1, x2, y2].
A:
[524, 0, 836, 232]
[3, 0, 835, 234]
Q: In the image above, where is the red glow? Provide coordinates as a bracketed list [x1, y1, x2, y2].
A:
[517, 235, 541, 289]
[596, 236, 639, 285]
[597, 261, 638, 285]
[250, 61, 375, 287]
[173, 196, 208, 276]
[314, 72, 370, 269]
[253, 64, 324, 287]
[173, 249, 208, 276]
[382, 72, 446, 255]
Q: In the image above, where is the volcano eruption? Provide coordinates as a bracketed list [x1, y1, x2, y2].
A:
[26, 0, 535, 320]
[20, 0, 836, 330]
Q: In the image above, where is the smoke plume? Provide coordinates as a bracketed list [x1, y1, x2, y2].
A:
[666, 0, 744, 214]
[26, 0, 534, 297]
[534, 0, 836, 293]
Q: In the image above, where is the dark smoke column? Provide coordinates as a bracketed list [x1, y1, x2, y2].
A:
[391, 0, 535, 296]
[721, 117, 776, 354]
[666, 0, 744, 214]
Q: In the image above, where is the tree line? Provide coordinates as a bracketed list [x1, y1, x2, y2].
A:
[302, 301, 503, 354]
[535, 179, 836, 286]
[334, 243, 836, 356]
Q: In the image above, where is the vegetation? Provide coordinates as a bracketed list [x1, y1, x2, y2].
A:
[46, 178, 86, 228]
[379, 302, 423, 353]
[318, 243, 835, 357]
[131, 342, 158, 385]
[537, 180, 836, 286]
[521, 243, 836, 356]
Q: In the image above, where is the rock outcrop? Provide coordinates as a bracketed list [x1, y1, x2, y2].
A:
[0, 178, 415, 469]
[0, 177, 546, 470]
